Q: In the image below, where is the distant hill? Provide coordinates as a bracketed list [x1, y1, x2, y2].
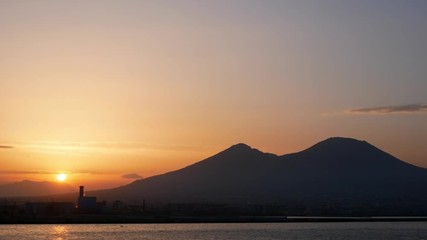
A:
[0, 180, 77, 197]
[94, 137, 427, 215]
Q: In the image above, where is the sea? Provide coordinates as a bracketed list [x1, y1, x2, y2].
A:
[1, 222, 427, 240]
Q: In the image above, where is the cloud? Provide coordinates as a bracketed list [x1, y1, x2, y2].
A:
[0, 170, 103, 175]
[0, 145, 13, 149]
[0, 170, 53, 175]
[346, 104, 427, 115]
[12, 141, 213, 154]
[122, 173, 143, 179]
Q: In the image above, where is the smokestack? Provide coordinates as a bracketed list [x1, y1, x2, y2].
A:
[79, 186, 84, 197]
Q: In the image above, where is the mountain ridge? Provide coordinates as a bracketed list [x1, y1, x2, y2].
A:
[0, 180, 77, 197]
[93, 137, 427, 209]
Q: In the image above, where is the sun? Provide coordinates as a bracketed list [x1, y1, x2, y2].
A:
[56, 173, 67, 182]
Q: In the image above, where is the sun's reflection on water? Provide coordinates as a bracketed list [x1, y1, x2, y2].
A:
[50, 225, 69, 240]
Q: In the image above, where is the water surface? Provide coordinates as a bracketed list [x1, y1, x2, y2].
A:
[1, 222, 427, 240]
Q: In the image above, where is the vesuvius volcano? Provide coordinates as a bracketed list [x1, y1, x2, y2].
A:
[94, 137, 427, 214]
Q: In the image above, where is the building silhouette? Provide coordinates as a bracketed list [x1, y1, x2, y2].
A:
[77, 186, 104, 213]
[26, 202, 75, 216]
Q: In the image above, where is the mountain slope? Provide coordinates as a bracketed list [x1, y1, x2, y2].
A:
[96, 143, 279, 202]
[0, 180, 77, 197]
[275, 138, 427, 199]
[94, 137, 427, 208]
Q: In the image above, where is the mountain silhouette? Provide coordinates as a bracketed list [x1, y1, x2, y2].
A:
[0, 180, 77, 197]
[95, 137, 427, 212]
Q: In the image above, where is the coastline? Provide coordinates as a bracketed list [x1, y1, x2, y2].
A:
[2, 215, 427, 224]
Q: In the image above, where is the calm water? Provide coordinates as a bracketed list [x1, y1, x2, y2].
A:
[1, 222, 427, 240]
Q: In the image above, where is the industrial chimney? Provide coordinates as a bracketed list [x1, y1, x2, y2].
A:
[79, 186, 84, 197]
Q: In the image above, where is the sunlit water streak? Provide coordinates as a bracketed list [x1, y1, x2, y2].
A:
[1, 222, 427, 240]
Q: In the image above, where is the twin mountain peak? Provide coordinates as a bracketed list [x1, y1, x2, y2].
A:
[96, 137, 426, 204]
[192, 137, 406, 168]
[3, 137, 427, 206]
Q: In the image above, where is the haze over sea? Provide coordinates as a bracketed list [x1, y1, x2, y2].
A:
[1, 222, 427, 240]
[1, 1, 426, 239]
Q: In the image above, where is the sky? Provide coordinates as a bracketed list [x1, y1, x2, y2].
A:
[1, 0, 426, 190]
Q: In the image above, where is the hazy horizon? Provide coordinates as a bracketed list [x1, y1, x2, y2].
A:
[1, 0, 426, 190]
[0, 136, 425, 191]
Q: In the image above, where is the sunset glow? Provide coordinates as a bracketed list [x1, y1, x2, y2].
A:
[56, 173, 67, 182]
[0, 0, 426, 190]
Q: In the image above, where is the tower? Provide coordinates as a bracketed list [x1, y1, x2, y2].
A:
[79, 186, 84, 197]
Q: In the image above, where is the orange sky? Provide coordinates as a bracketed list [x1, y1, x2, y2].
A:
[1, 1, 426, 190]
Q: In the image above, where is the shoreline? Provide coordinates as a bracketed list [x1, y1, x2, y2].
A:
[2, 215, 427, 224]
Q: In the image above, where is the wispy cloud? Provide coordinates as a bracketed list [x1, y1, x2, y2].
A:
[0, 170, 104, 175]
[0, 170, 54, 175]
[0, 145, 13, 149]
[7, 141, 214, 155]
[122, 173, 143, 179]
[346, 104, 427, 115]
